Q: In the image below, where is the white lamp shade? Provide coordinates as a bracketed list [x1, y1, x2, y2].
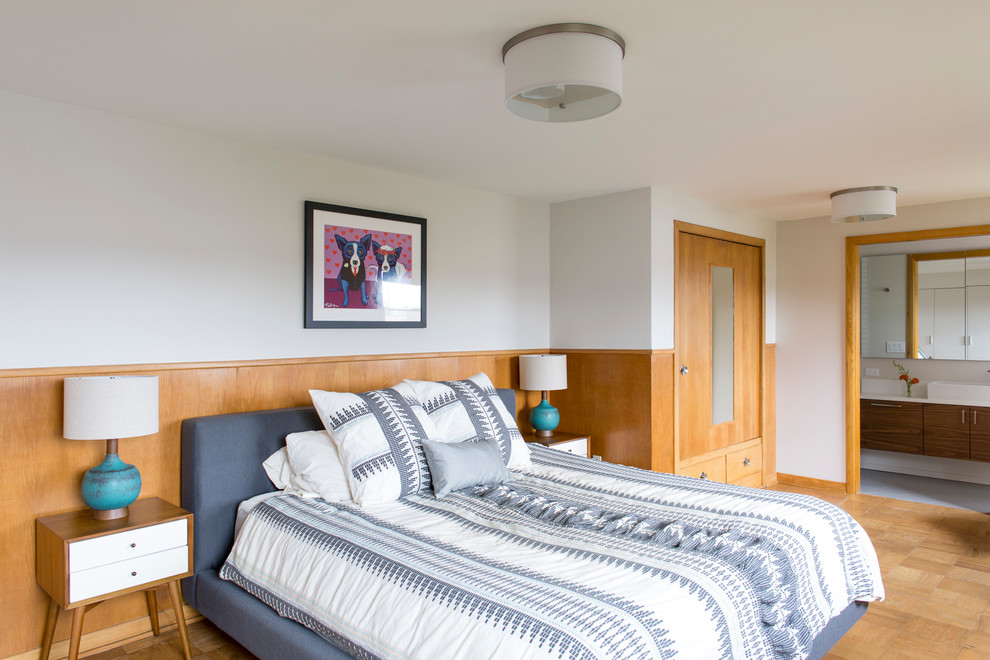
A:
[830, 186, 898, 223]
[64, 375, 159, 440]
[504, 24, 624, 122]
[519, 354, 567, 391]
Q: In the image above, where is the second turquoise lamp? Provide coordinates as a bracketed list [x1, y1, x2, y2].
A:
[519, 354, 567, 437]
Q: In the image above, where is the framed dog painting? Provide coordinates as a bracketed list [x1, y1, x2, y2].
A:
[304, 201, 426, 328]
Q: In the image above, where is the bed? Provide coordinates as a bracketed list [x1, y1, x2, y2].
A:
[181, 386, 882, 660]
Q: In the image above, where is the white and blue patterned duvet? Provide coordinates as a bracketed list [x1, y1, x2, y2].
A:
[221, 446, 883, 660]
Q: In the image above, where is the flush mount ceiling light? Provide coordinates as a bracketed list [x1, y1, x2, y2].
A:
[502, 23, 625, 123]
[830, 186, 898, 223]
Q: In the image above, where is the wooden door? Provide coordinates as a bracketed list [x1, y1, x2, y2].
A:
[676, 230, 762, 460]
[923, 403, 970, 459]
[969, 406, 990, 462]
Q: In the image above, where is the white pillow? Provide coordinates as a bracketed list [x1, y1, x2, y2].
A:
[262, 446, 323, 498]
[284, 430, 352, 502]
[262, 447, 295, 489]
[405, 372, 531, 469]
[309, 382, 444, 506]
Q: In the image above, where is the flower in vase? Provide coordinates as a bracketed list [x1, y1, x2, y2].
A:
[893, 360, 919, 397]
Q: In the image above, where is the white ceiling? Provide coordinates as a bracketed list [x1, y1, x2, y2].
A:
[2, 0, 989, 221]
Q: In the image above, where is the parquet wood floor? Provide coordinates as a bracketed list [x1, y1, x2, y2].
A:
[83, 484, 990, 660]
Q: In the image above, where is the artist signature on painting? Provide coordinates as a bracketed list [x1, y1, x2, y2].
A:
[324, 303, 341, 309]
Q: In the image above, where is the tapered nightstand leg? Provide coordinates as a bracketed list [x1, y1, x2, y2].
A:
[146, 589, 160, 635]
[67, 607, 86, 660]
[167, 580, 192, 659]
[40, 598, 59, 660]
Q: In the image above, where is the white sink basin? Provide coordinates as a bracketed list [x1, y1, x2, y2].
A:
[927, 381, 990, 404]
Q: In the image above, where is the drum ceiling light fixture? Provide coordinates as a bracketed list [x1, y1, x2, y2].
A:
[502, 23, 625, 123]
[830, 186, 898, 223]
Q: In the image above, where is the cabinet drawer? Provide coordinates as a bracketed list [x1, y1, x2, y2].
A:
[861, 399, 924, 454]
[679, 455, 726, 483]
[549, 438, 588, 456]
[725, 447, 762, 483]
[69, 519, 187, 572]
[69, 545, 189, 604]
[731, 472, 764, 488]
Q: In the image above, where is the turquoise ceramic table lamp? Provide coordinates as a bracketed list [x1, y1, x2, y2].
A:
[519, 354, 567, 437]
[63, 375, 159, 520]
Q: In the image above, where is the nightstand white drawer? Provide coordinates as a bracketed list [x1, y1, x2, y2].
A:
[69, 519, 187, 572]
[69, 545, 189, 604]
[550, 438, 588, 455]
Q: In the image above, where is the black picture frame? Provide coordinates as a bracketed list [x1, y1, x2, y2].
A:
[304, 201, 426, 328]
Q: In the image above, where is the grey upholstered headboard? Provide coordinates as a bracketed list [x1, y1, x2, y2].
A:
[180, 388, 516, 606]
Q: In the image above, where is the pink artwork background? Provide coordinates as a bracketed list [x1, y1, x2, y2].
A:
[323, 223, 414, 308]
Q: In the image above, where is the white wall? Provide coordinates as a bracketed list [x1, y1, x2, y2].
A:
[548, 189, 653, 349]
[549, 187, 777, 350]
[0, 91, 550, 369]
[776, 196, 990, 483]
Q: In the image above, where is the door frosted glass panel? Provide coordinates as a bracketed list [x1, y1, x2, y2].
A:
[711, 265, 734, 426]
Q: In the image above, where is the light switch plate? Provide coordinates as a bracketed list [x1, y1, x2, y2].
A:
[886, 341, 906, 353]
[865, 368, 880, 377]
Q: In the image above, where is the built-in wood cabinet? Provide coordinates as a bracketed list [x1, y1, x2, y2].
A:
[677, 437, 763, 486]
[674, 224, 766, 488]
[861, 398, 990, 461]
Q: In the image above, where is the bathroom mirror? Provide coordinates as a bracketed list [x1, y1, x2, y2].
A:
[861, 245, 990, 360]
[860, 254, 908, 358]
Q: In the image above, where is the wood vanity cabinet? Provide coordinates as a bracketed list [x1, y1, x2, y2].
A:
[965, 406, 990, 462]
[923, 404, 971, 459]
[860, 399, 924, 454]
[861, 399, 990, 462]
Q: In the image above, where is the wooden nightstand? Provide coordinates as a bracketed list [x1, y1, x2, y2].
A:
[523, 431, 591, 457]
[36, 497, 194, 660]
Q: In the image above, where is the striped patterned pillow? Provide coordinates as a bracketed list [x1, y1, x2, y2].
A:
[309, 381, 443, 505]
[405, 372, 531, 469]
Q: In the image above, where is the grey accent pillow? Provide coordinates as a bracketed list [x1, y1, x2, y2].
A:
[422, 437, 511, 498]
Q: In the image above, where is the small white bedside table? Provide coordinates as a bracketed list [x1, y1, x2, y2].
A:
[522, 431, 591, 457]
[35, 497, 194, 660]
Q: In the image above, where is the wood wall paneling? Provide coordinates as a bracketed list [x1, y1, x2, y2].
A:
[763, 344, 776, 483]
[0, 351, 533, 659]
[650, 351, 675, 474]
[548, 349, 674, 473]
[548, 350, 654, 469]
[2, 345, 764, 657]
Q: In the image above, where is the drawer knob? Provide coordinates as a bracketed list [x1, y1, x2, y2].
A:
[130, 543, 136, 548]
[131, 571, 138, 577]
[699, 471, 709, 480]
[743, 457, 751, 467]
